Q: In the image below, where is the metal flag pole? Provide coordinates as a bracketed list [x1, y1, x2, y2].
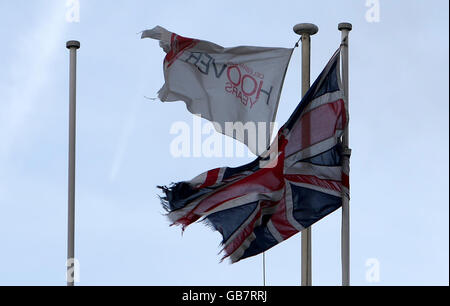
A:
[66, 40, 80, 287]
[263, 252, 266, 286]
[338, 22, 352, 287]
[293, 23, 319, 287]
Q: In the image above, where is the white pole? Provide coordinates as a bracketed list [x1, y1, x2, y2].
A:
[338, 22, 352, 287]
[66, 40, 80, 287]
[293, 23, 319, 287]
[263, 252, 266, 286]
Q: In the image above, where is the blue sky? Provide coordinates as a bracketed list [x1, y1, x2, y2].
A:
[0, 0, 448, 285]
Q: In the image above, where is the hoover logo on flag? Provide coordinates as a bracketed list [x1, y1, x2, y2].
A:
[142, 26, 293, 155]
[224, 63, 271, 109]
[180, 51, 274, 109]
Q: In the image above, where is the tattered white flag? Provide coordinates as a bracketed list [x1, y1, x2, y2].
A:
[142, 26, 293, 155]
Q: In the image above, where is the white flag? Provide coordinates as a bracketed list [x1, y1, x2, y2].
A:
[142, 26, 293, 155]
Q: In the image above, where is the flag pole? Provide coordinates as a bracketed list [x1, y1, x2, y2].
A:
[263, 252, 266, 286]
[338, 22, 352, 287]
[66, 40, 80, 287]
[293, 23, 319, 287]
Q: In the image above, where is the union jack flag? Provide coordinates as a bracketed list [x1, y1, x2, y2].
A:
[159, 49, 349, 263]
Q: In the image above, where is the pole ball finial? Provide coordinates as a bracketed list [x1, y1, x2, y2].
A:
[338, 23, 353, 31]
[293, 23, 319, 36]
[66, 40, 81, 49]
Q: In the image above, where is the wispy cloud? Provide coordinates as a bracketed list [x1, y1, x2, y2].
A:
[109, 101, 139, 182]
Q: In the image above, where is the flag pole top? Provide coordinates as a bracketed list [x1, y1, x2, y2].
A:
[293, 23, 319, 36]
[338, 23, 353, 32]
[66, 40, 80, 49]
